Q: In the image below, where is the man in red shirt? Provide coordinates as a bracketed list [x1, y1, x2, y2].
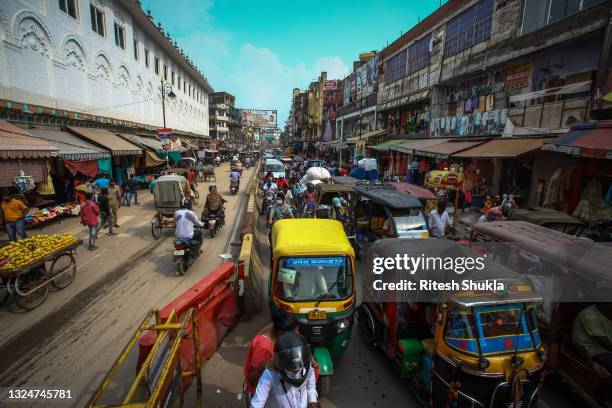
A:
[243, 310, 299, 396]
[80, 192, 100, 250]
[275, 176, 289, 191]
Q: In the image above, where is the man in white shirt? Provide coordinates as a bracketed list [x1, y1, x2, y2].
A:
[174, 199, 204, 246]
[428, 201, 453, 238]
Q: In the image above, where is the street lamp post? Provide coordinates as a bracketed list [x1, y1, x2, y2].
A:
[160, 79, 176, 128]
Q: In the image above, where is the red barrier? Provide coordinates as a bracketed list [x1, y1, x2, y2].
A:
[138, 262, 240, 386]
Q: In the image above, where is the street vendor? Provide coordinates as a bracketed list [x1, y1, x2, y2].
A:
[1, 195, 28, 242]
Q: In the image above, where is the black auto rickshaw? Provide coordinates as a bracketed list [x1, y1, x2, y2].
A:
[506, 207, 585, 235]
[314, 183, 360, 258]
[469, 221, 612, 407]
[357, 238, 546, 407]
[353, 181, 428, 239]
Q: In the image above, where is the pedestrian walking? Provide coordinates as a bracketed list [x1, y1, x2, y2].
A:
[1, 195, 28, 242]
[80, 192, 100, 250]
[96, 188, 115, 235]
[108, 180, 121, 228]
[123, 175, 139, 207]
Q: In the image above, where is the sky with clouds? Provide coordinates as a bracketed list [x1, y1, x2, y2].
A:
[146, 0, 444, 126]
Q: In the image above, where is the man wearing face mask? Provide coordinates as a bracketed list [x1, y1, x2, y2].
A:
[268, 192, 294, 227]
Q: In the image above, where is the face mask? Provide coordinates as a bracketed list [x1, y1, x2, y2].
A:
[276, 200, 283, 205]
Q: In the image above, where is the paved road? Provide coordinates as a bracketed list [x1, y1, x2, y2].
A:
[0, 163, 254, 407]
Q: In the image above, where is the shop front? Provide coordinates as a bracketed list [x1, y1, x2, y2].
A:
[67, 127, 143, 186]
[377, 91, 430, 138]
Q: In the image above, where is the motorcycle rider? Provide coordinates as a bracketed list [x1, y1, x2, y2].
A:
[268, 192, 294, 227]
[230, 167, 241, 191]
[202, 184, 226, 224]
[250, 331, 318, 408]
[174, 198, 204, 250]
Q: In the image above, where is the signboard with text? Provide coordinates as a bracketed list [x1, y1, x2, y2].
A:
[157, 128, 174, 140]
[323, 80, 337, 90]
[505, 62, 532, 90]
[240, 109, 277, 128]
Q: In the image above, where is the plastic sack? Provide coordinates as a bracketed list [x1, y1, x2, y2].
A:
[306, 167, 331, 181]
[358, 158, 377, 172]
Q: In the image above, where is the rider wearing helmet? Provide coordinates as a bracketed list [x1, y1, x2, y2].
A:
[174, 198, 204, 247]
[250, 332, 318, 408]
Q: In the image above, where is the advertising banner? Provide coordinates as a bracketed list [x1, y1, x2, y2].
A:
[505, 62, 532, 90]
[356, 56, 378, 99]
[157, 128, 173, 139]
[322, 88, 337, 142]
[240, 109, 277, 127]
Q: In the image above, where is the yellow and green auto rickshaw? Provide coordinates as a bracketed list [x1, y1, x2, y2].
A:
[357, 238, 546, 407]
[270, 218, 356, 395]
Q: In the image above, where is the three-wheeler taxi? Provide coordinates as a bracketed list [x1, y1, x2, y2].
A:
[506, 207, 585, 235]
[270, 219, 356, 395]
[392, 182, 437, 214]
[353, 181, 429, 239]
[470, 221, 612, 407]
[357, 238, 546, 408]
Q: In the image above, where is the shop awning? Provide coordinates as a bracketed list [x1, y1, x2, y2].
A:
[0, 159, 49, 187]
[542, 121, 612, 159]
[508, 81, 592, 103]
[370, 139, 407, 151]
[390, 138, 450, 154]
[145, 150, 166, 167]
[180, 138, 198, 150]
[117, 133, 163, 152]
[28, 128, 109, 160]
[0, 120, 58, 159]
[345, 129, 388, 144]
[414, 139, 489, 159]
[453, 137, 556, 158]
[379, 90, 430, 111]
[67, 127, 142, 156]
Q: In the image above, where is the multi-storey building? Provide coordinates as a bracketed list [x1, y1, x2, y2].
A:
[208, 91, 234, 142]
[0, 0, 212, 139]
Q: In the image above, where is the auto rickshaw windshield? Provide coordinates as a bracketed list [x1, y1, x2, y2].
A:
[275, 256, 353, 302]
[389, 208, 426, 231]
[445, 303, 541, 356]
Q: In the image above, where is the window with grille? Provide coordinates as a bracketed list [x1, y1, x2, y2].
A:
[408, 34, 431, 74]
[59, 0, 78, 19]
[90, 4, 105, 37]
[385, 49, 407, 84]
[114, 22, 125, 49]
[444, 0, 493, 57]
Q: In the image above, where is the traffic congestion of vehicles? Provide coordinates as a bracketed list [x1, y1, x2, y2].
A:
[4, 149, 610, 408]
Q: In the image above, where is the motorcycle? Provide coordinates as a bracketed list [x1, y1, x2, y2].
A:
[205, 212, 222, 238]
[230, 179, 239, 195]
[261, 189, 276, 217]
[173, 228, 202, 276]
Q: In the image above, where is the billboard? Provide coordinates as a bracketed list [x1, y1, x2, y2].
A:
[356, 56, 378, 99]
[240, 109, 277, 127]
[322, 88, 338, 142]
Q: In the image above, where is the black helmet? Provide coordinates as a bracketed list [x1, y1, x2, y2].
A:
[274, 332, 311, 387]
[181, 198, 192, 210]
[306, 182, 314, 192]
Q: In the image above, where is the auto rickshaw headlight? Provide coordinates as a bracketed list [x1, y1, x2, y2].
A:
[337, 318, 351, 333]
[538, 349, 548, 362]
[511, 356, 524, 367]
[478, 357, 490, 370]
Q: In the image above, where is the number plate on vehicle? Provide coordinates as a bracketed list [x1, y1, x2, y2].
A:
[174, 250, 185, 256]
[308, 310, 326, 320]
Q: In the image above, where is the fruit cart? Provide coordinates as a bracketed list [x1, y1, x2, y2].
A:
[0, 234, 83, 311]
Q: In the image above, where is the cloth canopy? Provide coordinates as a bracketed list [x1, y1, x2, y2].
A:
[0, 158, 49, 187]
[117, 133, 164, 151]
[542, 121, 612, 159]
[452, 137, 555, 158]
[145, 150, 166, 167]
[0, 120, 58, 159]
[64, 160, 99, 177]
[345, 129, 388, 144]
[391, 138, 450, 154]
[370, 139, 406, 152]
[67, 127, 142, 156]
[27, 128, 109, 160]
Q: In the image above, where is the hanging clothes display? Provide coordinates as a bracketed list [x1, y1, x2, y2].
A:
[542, 168, 563, 208]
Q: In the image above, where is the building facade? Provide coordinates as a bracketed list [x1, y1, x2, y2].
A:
[208, 91, 234, 142]
[0, 0, 212, 138]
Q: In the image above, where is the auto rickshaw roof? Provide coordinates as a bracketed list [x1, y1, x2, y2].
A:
[272, 219, 354, 258]
[509, 207, 584, 226]
[366, 238, 541, 305]
[315, 183, 354, 193]
[279, 157, 293, 163]
[353, 182, 422, 209]
[471, 221, 612, 285]
[391, 182, 436, 200]
[331, 176, 360, 186]
[156, 174, 187, 183]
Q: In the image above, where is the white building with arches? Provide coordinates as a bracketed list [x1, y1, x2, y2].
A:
[0, 0, 212, 137]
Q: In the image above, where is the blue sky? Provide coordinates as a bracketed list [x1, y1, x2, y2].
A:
[147, 0, 445, 125]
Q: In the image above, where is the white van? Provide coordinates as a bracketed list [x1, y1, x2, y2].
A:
[264, 159, 286, 180]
